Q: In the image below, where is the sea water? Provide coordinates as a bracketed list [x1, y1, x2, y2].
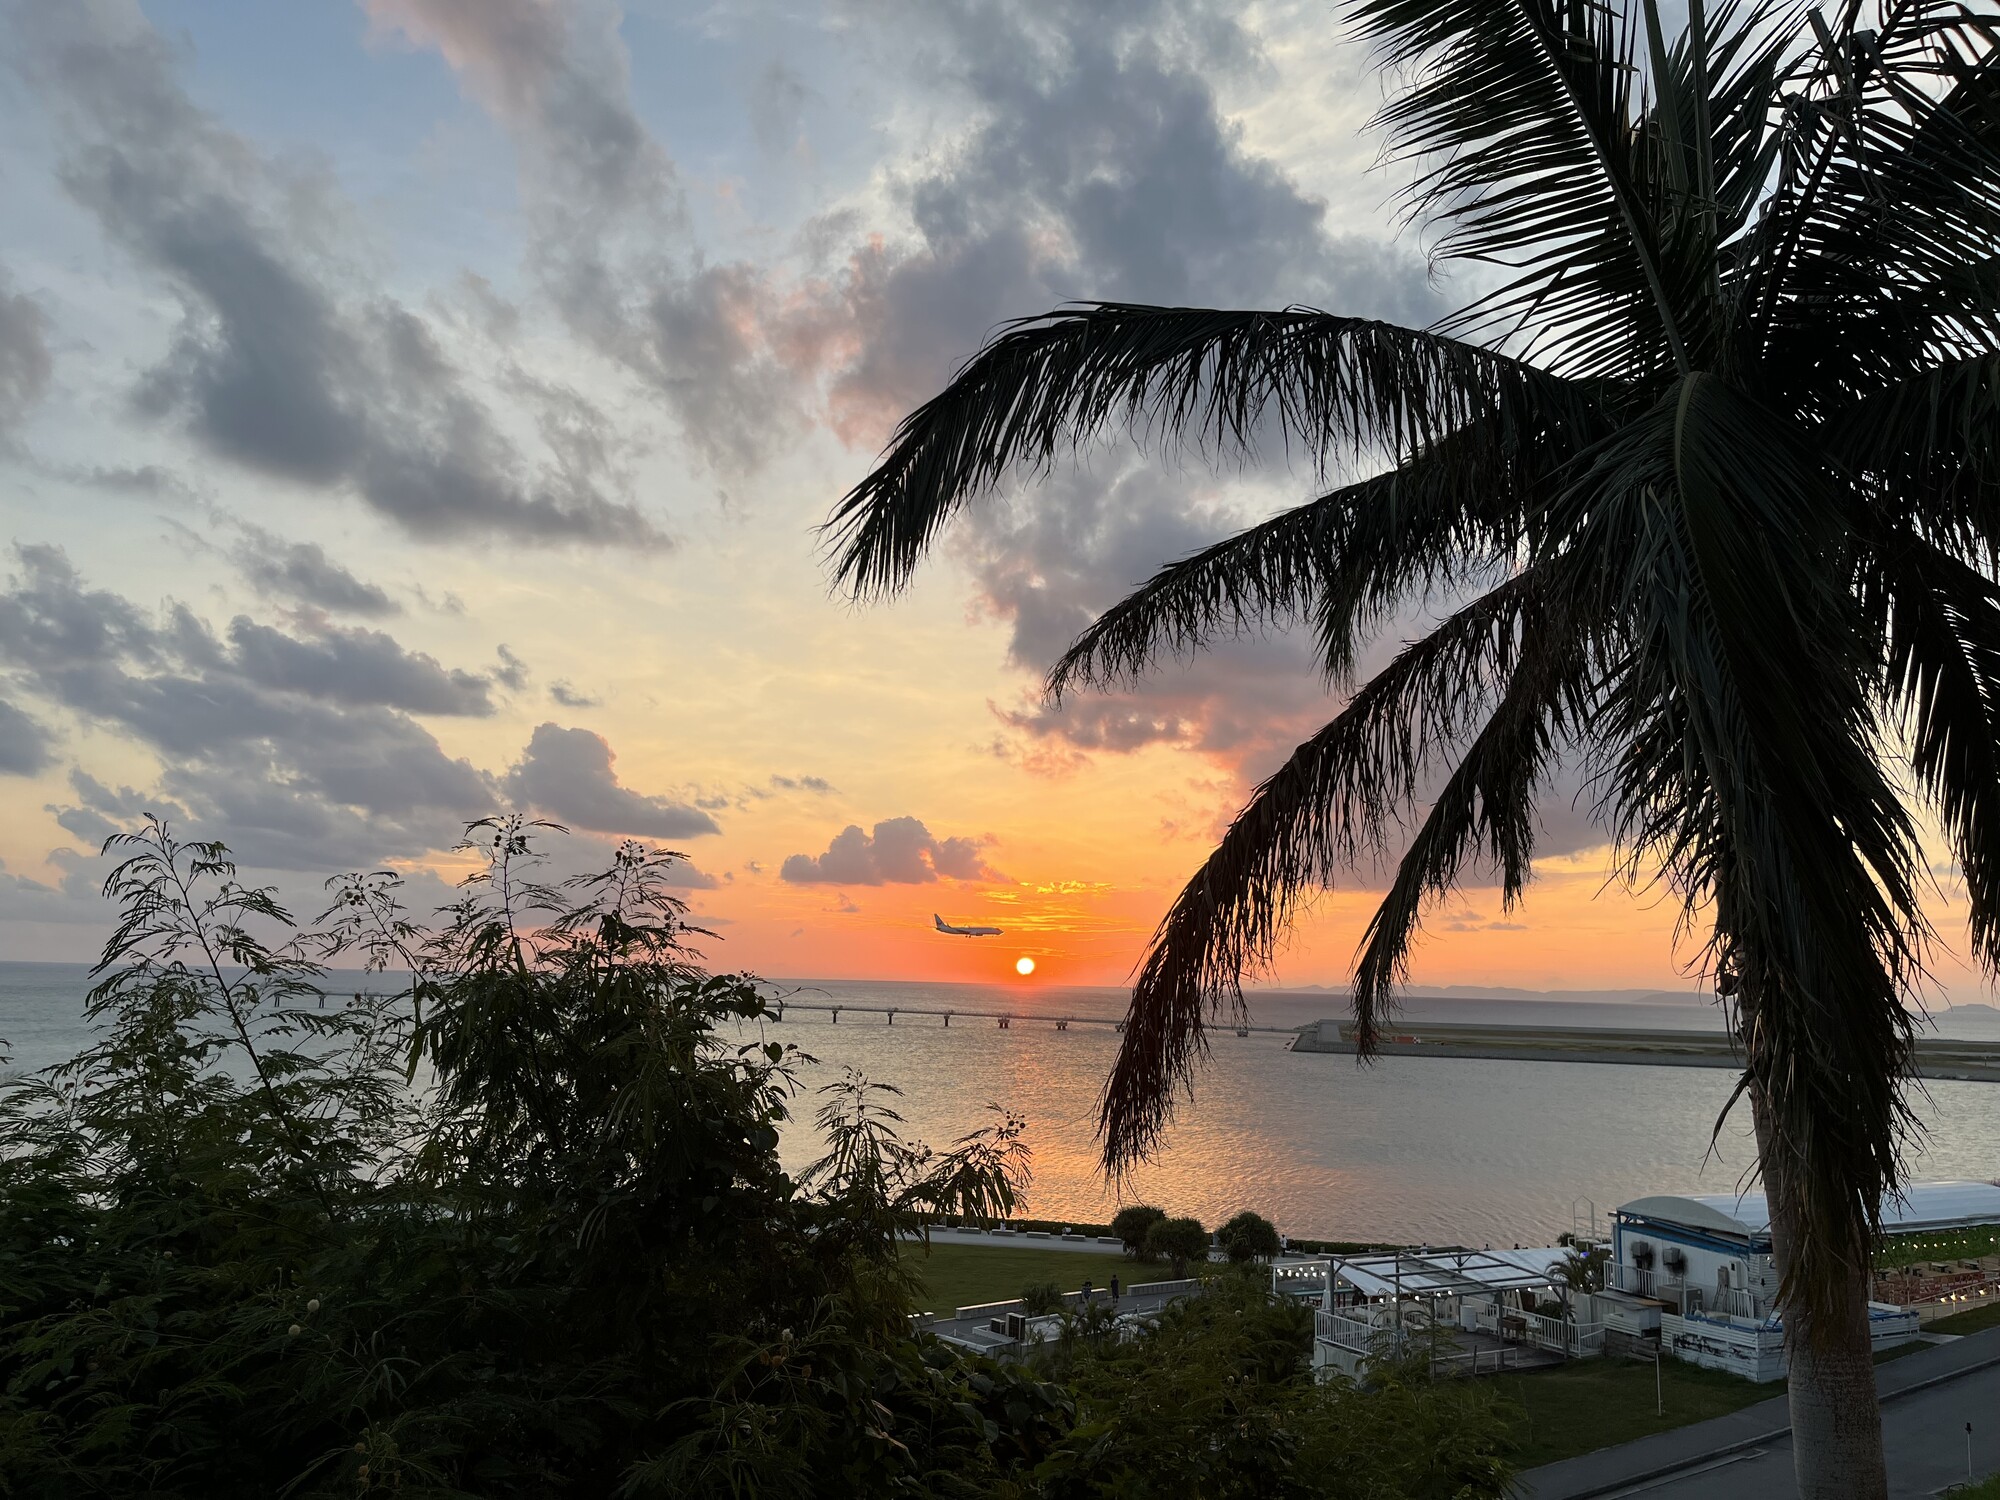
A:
[5, 962, 1996, 1247]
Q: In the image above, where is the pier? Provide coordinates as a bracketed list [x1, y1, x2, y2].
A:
[761, 1000, 1304, 1039]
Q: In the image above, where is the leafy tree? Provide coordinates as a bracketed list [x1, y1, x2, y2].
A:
[1144, 1217, 1210, 1278]
[1109, 1203, 1167, 1258]
[0, 818, 1064, 1498]
[825, 5, 2000, 1493]
[1218, 1211, 1282, 1264]
[1034, 1275, 1512, 1500]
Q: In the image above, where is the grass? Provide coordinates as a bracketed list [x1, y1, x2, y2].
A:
[1931, 1299, 2000, 1336]
[1492, 1357, 1780, 1469]
[1494, 1339, 1932, 1469]
[1944, 1476, 2000, 1499]
[1877, 1226, 2000, 1269]
[901, 1241, 1155, 1315]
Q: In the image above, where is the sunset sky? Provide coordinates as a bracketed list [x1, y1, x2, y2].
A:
[0, 0, 1985, 1002]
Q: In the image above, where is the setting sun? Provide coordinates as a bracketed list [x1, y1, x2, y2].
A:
[1015, 956, 1035, 976]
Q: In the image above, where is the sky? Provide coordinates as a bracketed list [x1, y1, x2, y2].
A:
[0, 0, 1983, 1002]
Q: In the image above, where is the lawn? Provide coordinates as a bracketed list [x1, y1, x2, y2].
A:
[1931, 1299, 2000, 1336]
[1492, 1357, 1779, 1469]
[901, 1241, 1153, 1315]
[1495, 1341, 1928, 1469]
[1946, 1476, 2000, 1499]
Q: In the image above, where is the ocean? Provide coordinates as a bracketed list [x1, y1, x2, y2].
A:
[6, 962, 1997, 1249]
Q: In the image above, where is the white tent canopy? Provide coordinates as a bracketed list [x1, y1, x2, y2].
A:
[1309, 1246, 1574, 1301]
[1617, 1180, 2000, 1240]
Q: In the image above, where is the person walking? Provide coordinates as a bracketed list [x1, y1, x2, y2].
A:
[1109, 1274, 1120, 1303]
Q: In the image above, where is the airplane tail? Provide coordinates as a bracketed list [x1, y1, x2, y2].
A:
[933, 913, 947, 931]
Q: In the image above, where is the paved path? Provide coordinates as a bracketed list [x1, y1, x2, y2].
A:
[914, 1227, 1132, 1256]
[1517, 1326, 2000, 1499]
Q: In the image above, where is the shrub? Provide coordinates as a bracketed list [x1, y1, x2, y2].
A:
[1145, 1216, 1210, 1277]
[1111, 1203, 1167, 1257]
[1218, 1210, 1282, 1263]
[0, 818, 1065, 1498]
[1021, 1280, 1064, 1315]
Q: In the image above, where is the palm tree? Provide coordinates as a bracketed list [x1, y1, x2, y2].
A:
[825, 4, 1999, 1495]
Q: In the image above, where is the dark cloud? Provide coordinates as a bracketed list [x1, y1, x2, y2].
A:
[13, 1, 662, 547]
[0, 270, 54, 431]
[0, 544, 499, 869]
[225, 617, 494, 715]
[0, 851, 102, 925]
[493, 644, 529, 690]
[0, 698, 54, 776]
[231, 527, 398, 616]
[503, 722, 721, 839]
[769, 773, 837, 794]
[780, 815, 999, 885]
[549, 679, 598, 708]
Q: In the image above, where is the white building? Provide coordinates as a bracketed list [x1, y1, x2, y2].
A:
[1605, 1181, 2000, 1380]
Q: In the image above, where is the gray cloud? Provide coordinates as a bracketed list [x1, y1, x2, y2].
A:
[232, 527, 398, 616]
[0, 544, 500, 869]
[780, 815, 998, 885]
[549, 679, 599, 708]
[0, 270, 54, 431]
[799, 0, 1440, 446]
[225, 617, 494, 715]
[364, 0, 799, 473]
[504, 722, 721, 839]
[13, 0, 662, 546]
[770, 772, 837, 794]
[0, 698, 54, 776]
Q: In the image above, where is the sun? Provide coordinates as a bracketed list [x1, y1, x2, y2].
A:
[1015, 956, 1036, 976]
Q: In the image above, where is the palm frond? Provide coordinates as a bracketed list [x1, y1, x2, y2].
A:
[1047, 396, 1617, 698]
[1097, 562, 1580, 1169]
[1871, 531, 2000, 974]
[826, 304, 1598, 598]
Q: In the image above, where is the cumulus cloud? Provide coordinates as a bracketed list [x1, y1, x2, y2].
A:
[12, 0, 662, 546]
[231, 526, 398, 616]
[0, 269, 54, 432]
[780, 815, 998, 885]
[503, 722, 720, 839]
[0, 698, 54, 776]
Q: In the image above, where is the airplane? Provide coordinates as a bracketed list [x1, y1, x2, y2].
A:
[934, 913, 1003, 937]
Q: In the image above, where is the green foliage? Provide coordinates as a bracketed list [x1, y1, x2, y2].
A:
[1144, 1217, 1209, 1278]
[0, 818, 1059, 1499]
[1033, 1276, 1513, 1500]
[1020, 1281, 1064, 1316]
[1109, 1204, 1165, 1258]
[1217, 1211, 1281, 1264]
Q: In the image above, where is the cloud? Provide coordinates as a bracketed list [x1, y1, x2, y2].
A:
[549, 678, 599, 708]
[780, 815, 999, 885]
[0, 544, 500, 868]
[12, 0, 662, 546]
[364, 0, 801, 473]
[231, 526, 398, 616]
[770, 772, 836, 794]
[0, 269, 54, 431]
[0, 698, 54, 776]
[785, 0, 1440, 448]
[503, 722, 721, 839]
[493, 644, 529, 690]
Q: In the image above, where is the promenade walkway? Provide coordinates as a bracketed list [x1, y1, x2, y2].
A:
[1516, 1325, 2000, 1498]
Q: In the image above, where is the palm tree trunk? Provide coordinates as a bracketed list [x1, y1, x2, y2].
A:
[1749, 1078, 1887, 1499]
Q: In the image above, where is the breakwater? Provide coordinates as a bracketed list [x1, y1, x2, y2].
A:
[1291, 1020, 2000, 1082]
